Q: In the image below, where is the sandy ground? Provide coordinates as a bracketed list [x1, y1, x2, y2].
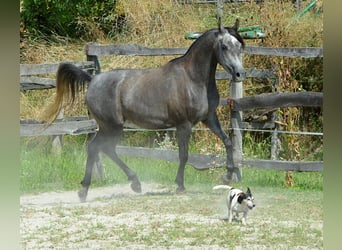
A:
[20, 183, 323, 249]
[20, 183, 163, 206]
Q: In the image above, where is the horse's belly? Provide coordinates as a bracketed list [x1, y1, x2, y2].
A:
[125, 118, 173, 130]
[123, 107, 174, 129]
[121, 86, 209, 128]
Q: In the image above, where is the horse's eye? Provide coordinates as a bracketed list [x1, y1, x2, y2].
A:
[221, 44, 227, 50]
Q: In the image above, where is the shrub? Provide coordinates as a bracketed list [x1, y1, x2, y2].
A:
[20, 0, 123, 40]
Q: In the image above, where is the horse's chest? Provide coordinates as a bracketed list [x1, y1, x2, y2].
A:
[187, 88, 209, 121]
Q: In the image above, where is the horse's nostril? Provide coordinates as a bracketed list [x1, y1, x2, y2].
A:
[235, 70, 246, 80]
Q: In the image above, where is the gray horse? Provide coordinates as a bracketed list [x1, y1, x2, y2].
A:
[44, 19, 246, 202]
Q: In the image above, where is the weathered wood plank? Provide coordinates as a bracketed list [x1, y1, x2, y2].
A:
[86, 43, 323, 58]
[216, 68, 276, 80]
[115, 146, 323, 172]
[241, 121, 275, 129]
[228, 92, 323, 111]
[19, 118, 275, 137]
[116, 146, 227, 170]
[242, 159, 323, 172]
[244, 46, 323, 58]
[20, 119, 97, 137]
[20, 61, 95, 76]
[20, 77, 56, 90]
[86, 43, 187, 56]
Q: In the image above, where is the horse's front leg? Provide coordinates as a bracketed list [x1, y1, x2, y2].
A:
[203, 113, 242, 183]
[175, 123, 192, 193]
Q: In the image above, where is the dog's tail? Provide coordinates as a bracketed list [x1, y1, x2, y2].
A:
[212, 185, 233, 190]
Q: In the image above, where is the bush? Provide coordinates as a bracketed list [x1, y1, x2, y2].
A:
[20, 0, 124, 40]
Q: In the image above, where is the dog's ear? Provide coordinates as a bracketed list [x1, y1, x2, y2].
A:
[237, 193, 246, 204]
[246, 187, 252, 195]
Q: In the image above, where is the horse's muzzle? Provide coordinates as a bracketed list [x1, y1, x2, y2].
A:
[233, 69, 246, 82]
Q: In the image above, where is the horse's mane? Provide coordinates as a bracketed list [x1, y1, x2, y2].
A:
[169, 27, 244, 64]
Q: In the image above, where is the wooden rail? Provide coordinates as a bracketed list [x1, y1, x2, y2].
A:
[20, 61, 95, 90]
[85, 43, 322, 74]
[227, 92, 323, 111]
[86, 43, 321, 71]
[115, 146, 323, 172]
[86, 43, 323, 58]
[20, 117, 97, 137]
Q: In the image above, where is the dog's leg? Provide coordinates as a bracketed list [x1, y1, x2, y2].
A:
[233, 211, 239, 221]
[228, 209, 232, 223]
[226, 195, 232, 223]
[241, 212, 248, 225]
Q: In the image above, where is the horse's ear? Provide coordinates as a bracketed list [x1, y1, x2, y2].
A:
[218, 17, 224, 34]
[232, 19, 240, 31]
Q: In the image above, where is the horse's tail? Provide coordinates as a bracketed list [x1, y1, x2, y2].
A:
[41, 63, 92, 124]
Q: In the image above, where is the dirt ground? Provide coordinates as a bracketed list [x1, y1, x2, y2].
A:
[20, 183, 323, 249]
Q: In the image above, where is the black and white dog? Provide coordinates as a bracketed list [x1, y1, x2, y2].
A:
[213, 185, 255, 225]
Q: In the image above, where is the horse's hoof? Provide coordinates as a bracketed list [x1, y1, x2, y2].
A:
[131, 180, 142, 193]
[221, 174, 231, 185]
[176, 186, 186, 194]
[78, 188, 88, 202]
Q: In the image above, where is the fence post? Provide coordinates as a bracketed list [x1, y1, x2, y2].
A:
[296, 0, 302, 10]
[230, 81, 243, 181]
[271, 73, 280, 160]
[85, 43, 101, 74]
[271, 119, 281, 160]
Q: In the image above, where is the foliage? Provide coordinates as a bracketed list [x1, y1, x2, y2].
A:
[20, 0, 123, 40]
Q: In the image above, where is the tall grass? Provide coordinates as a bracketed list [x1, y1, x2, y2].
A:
[20, 135, 322, 195]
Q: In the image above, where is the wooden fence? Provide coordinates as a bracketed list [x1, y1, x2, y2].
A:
[20, 43, 323, 173]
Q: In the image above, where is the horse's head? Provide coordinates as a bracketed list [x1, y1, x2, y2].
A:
[215, 19, 246, 82]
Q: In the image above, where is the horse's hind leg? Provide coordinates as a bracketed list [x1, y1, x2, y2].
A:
[87, 132, 104, 180]
[203, 113, 242, 183]
[175, 122, 192, 193]
[78, 133, 102, 202]
[101, 129, 141, 193]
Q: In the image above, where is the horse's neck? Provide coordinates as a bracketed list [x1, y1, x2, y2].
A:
[184, 45, 217, 86]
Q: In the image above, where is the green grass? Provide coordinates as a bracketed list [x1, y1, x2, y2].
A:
[20, 136, 323, 194]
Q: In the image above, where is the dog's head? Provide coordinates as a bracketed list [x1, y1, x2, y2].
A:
[238, 187, 255, 210]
